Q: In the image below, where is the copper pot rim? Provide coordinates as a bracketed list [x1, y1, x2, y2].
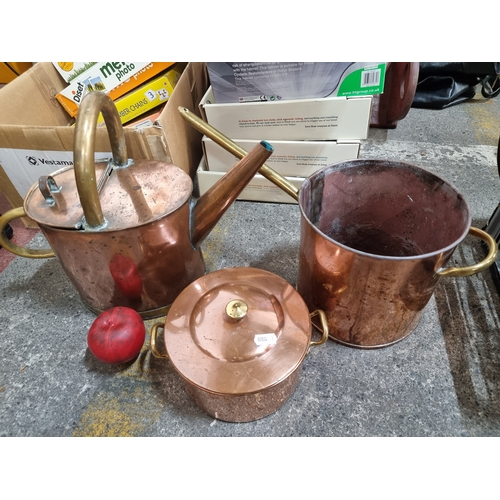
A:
[298, 158, 473, 261]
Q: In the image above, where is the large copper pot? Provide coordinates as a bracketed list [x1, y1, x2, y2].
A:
[150, 267, 328, 422]
[296, 159, 497, 348]
[177, 111, 498, 348]
[0, 93, 273, 319]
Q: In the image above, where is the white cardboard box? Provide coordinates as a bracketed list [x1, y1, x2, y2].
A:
[199, 86, 372, 141]
[202, 136, 360, 178]
[197, 157, 303, 204]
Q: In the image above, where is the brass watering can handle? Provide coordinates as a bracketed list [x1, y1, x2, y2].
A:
[74, 92, 129, 229]
[0, 207, 55, 258]
[437, 226, 498, 277]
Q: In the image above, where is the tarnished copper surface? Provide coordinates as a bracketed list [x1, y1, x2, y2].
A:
[183, 367, 302, 423]
[0, 93, 274, 319]
[152, 267, 327, 422]
[24, 160, 193, 230]
[191, 139, 275, 248]
[297, 159, 497, 348]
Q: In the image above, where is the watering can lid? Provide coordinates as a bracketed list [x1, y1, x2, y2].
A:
[23, 158, 193, 230]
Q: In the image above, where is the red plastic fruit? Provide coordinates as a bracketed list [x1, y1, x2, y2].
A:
[87, 306, 146, 364]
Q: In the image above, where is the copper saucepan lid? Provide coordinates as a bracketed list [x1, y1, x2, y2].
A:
[152, 267, 326, 396]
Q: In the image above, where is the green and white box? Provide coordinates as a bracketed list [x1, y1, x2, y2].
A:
[207, 62, 386, 103]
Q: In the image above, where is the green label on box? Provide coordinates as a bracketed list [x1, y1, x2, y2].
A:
[338, 63, 386, 96]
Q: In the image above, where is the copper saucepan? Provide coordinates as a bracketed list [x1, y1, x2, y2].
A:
[179, 109, 497, 348]
[150, 267, 328, 422]
[0, 94, 273, 319]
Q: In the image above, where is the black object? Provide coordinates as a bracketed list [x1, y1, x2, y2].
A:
[0, 215, 14, 245]
[412, 62, 500, 109]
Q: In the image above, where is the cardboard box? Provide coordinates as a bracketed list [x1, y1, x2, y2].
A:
[202, 137, 360, 178]
[97, 65, 184, 125]
[199, 87, 372, 141]
[197, 156, 303, 204]
[0, 62, 210, 212]
[207, 62, 387, 103]
[0, 62, 33, 84]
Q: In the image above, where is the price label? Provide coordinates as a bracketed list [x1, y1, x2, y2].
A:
[254, 333, 277, 347]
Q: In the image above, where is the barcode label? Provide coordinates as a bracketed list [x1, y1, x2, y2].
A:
[254, 333, 277, 347]
[361, 69, 381, 87]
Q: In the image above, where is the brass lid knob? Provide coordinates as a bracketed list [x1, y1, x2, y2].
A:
[225, 299, 248, 320]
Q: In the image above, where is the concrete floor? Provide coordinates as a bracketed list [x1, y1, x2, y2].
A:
[1, 91, 500, 437]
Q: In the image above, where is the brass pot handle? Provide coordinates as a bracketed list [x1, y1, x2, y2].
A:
[73, 92, 129, 230]
[150, 322, 169, 359]
[0, 207, 54, 258]
[437, 226, 497, 277]
[309, 309, 329, 348]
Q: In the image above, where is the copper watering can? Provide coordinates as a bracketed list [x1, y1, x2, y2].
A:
[0, 93, 273, 319]
[178, 109, 498, 349]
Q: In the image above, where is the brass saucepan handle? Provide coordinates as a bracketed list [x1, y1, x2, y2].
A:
[73, 92, 129, 230]
[150, 322, 169, 359]
[0, 207, 54, 258]
[437, 226, 498, 277]
[309, 309, 329, 348]
[178, 106, 300, 202]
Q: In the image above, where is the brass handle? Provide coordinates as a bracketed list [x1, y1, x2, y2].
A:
[150, 322, 169, 359]
[437, 226, 498, 277]
[309, 309, 329, 348]
[178, 106, 300, 202]
[0, 207, 54, 259]
[73, 92, 129, 230]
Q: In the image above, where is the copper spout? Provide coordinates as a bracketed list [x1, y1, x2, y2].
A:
[191, 140, 274, 248]
[178, 106, 299, 202]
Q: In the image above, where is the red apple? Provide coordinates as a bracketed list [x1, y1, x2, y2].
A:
[87, 306, 146, 364]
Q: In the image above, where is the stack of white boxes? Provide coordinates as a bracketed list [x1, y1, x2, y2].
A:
[197, 62, 386, 204]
